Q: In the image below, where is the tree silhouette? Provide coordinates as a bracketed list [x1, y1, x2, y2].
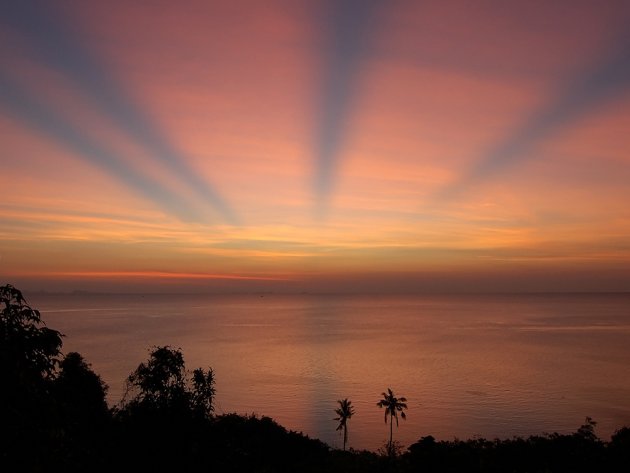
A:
[334, 398, 355, 451]
[123, 345, 215, 418]
[52, 351, 111, 467]
[0, 284, 63, 384]
[118, 346, 215, 471]
[1, 283, 64, 466]
[377, 388, 407, 455]
[54, 352, 109, 426]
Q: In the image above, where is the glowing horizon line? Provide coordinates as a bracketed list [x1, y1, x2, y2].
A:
[18, 271, 295, 282]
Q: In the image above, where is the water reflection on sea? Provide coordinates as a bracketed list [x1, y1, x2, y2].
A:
[30, 292, 630, 451]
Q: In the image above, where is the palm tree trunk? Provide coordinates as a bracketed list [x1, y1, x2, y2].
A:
[343, 425, 348, 451]
[389, 415, 393, 453]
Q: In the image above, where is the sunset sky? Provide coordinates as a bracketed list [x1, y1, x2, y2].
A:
[1, 0, 629, 293]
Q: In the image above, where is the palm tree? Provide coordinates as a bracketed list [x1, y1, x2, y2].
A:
[377, 388, 407, 453]
[334, 398, 355, 450]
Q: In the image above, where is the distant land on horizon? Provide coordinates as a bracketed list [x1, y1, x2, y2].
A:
[20, 286, 630, 298]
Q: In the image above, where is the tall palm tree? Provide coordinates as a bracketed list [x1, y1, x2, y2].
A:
[377, 388, 407, 453]
[334, 398, 355, 450]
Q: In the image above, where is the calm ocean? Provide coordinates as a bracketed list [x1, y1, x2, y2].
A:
[28, 292, 630, 451]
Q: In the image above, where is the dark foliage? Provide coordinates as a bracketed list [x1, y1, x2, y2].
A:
[402, 418, 616, 473]
[51, 352, 111, 472]
[1, 284, 64, 471]
[54, 352, 109, 423]
[377, 388, 408, 456]
[0, 284, 63, 381]
[334, 398, 355, 450]
[203, 414, 331, 472]
[121, 345, 215, 419]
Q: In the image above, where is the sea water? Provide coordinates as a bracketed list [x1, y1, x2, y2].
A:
[28, 292, 630, 451]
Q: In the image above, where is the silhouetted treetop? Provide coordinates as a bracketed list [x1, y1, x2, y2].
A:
[377, 388, 408, 456]
[123, 345, 215, 418]
[54, 351, 109, 422]
[1, 283, 63, 381]
[334, 398, 355, 451]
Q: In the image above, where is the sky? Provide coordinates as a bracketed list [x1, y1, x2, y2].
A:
[1, 0, 630, 293]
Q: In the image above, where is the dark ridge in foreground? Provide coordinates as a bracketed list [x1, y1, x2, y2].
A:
[2, 283, 629, 472]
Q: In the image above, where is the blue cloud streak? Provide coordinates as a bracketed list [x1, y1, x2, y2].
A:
[435, 27, 630, 202]
[0, 0, 237, 224]
[0, 72, 205, 223]
[313, 0, 384, 212]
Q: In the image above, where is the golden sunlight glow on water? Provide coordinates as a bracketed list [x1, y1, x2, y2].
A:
[32, 293, 630, 451]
